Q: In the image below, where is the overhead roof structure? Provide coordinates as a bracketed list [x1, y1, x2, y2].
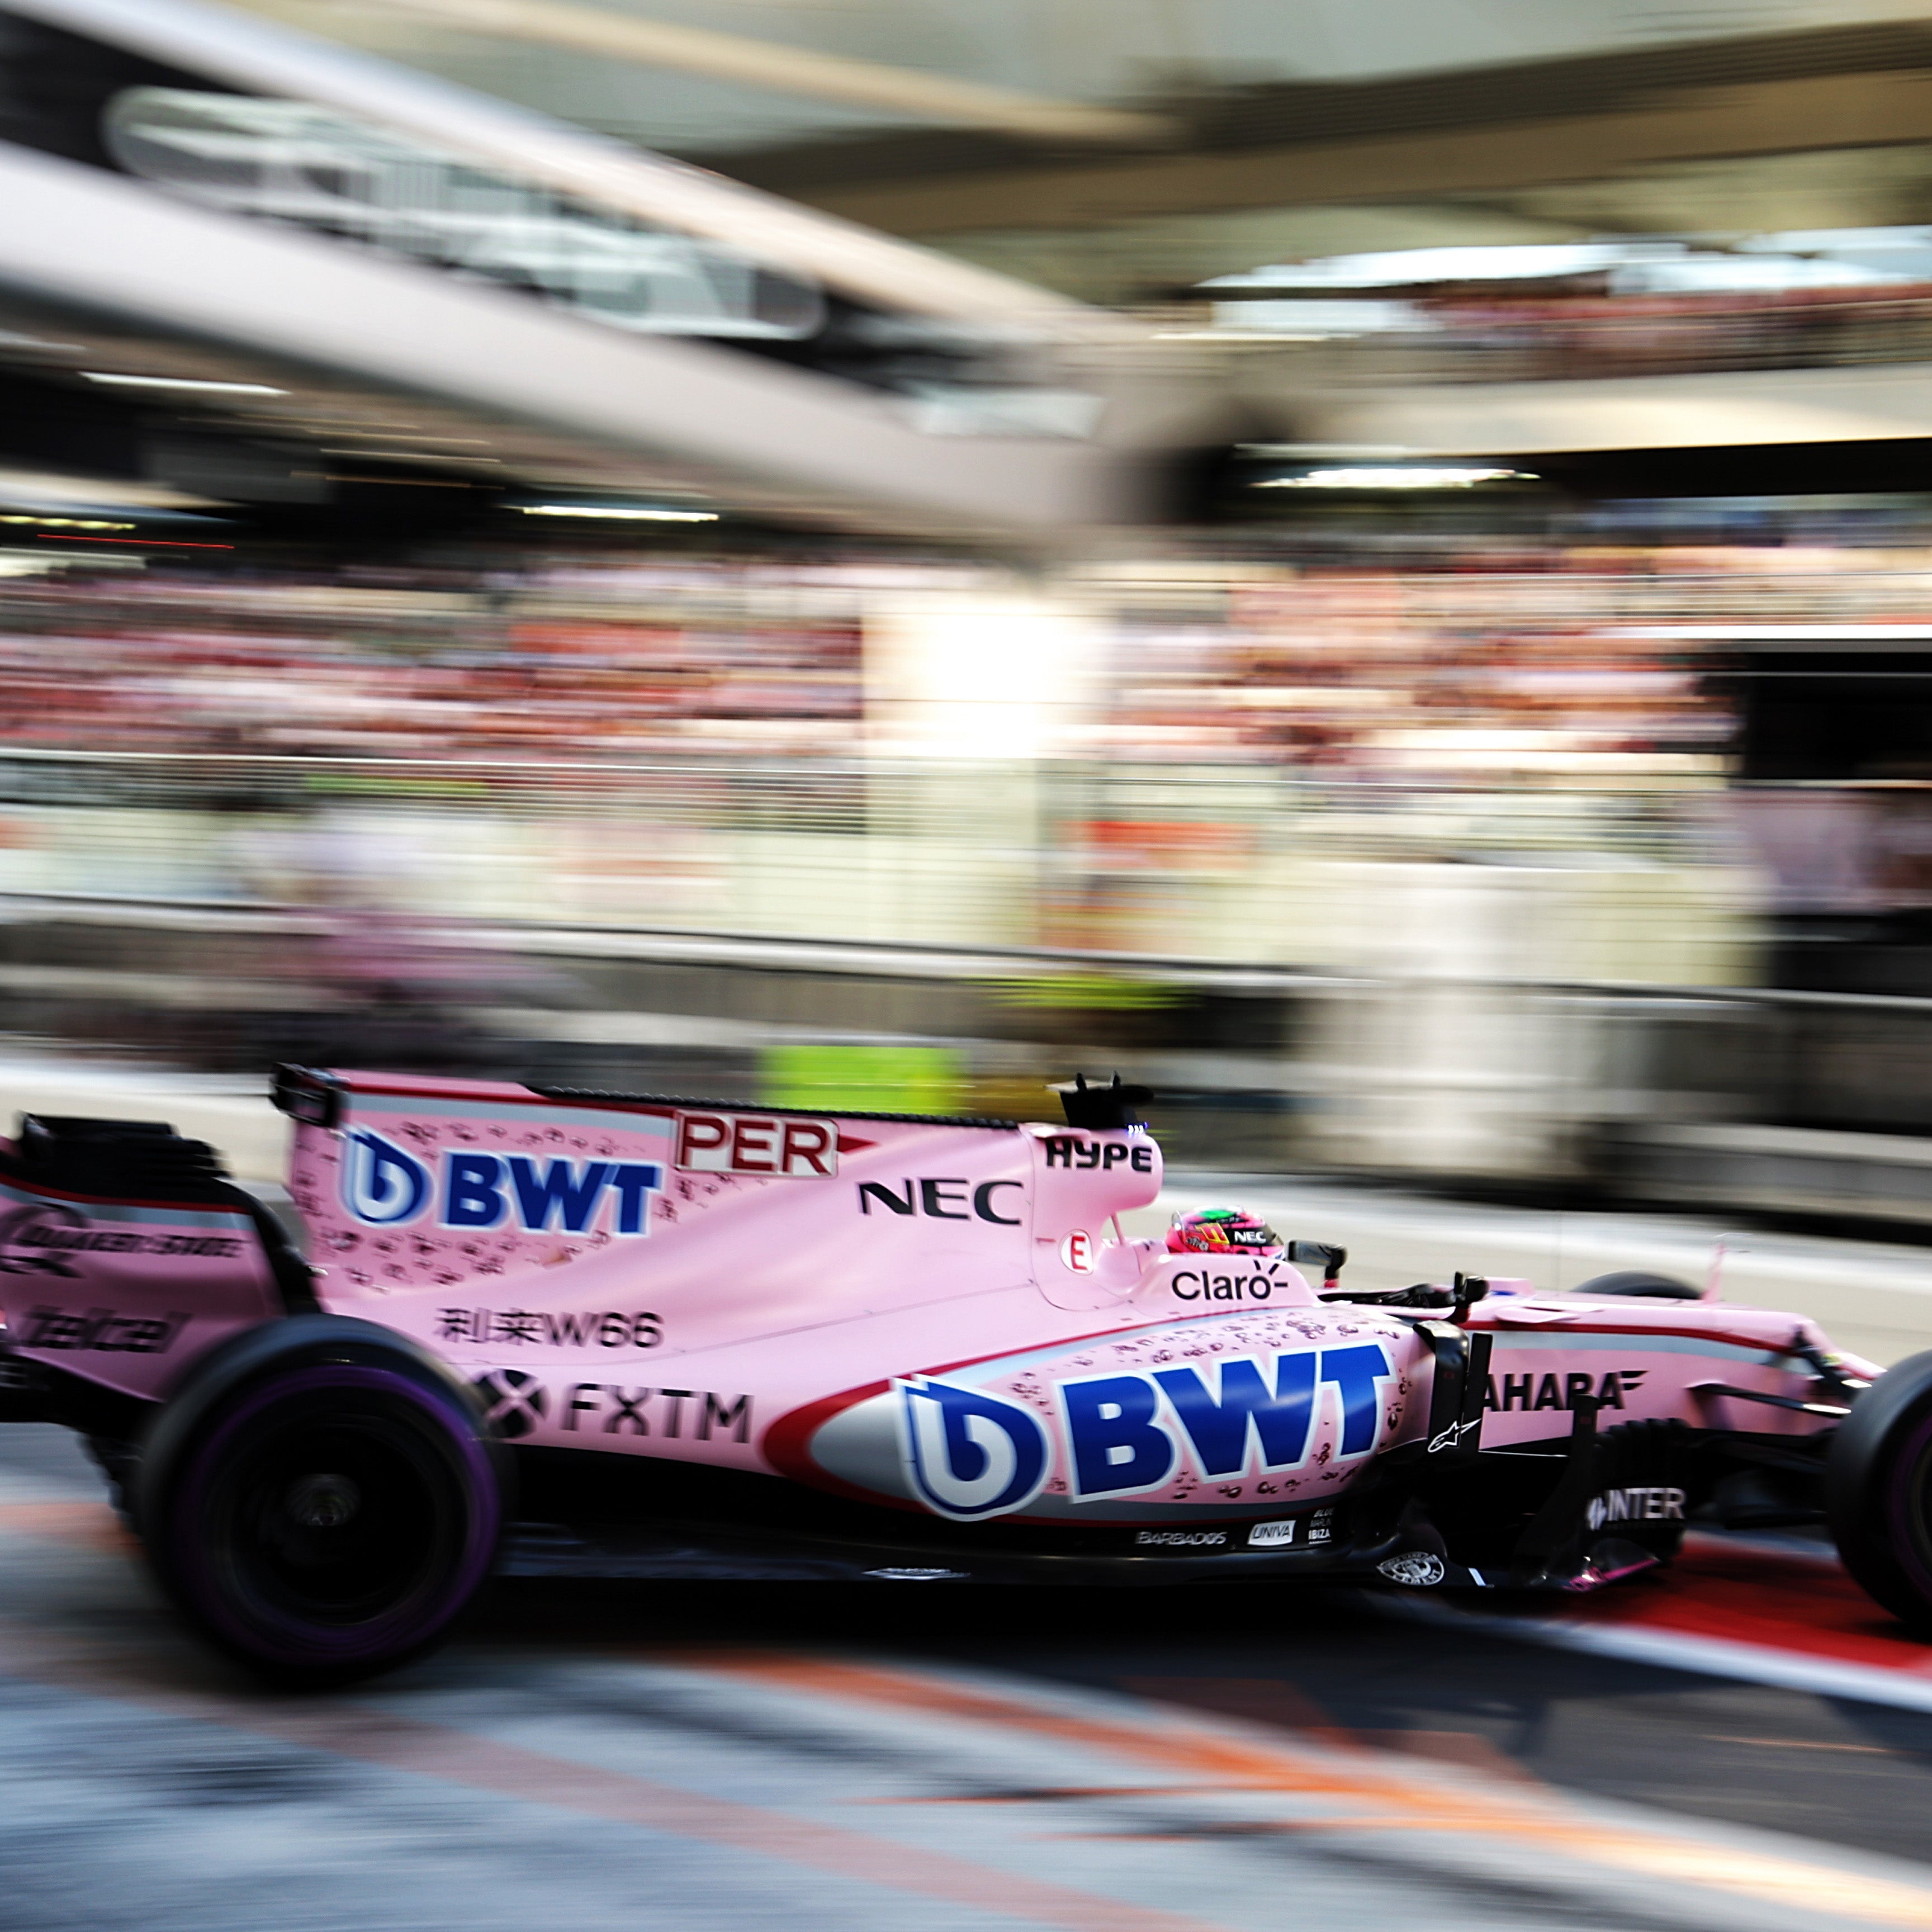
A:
[0, 0, 1169, 534]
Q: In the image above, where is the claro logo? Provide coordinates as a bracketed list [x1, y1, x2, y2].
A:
[343, 1129, 661, 1236]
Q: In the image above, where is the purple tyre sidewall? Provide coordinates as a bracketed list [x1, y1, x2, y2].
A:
[1883, 1409, 1932, 1604]
[166, 1362, 500, 1669]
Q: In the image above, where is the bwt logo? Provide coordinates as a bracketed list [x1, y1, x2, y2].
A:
[899, 1378, 1049, 1521]
[894, 1342, 1397, 1523]
[1058, 1343, 1394, 1500]
[343, 1129, 661, 1235]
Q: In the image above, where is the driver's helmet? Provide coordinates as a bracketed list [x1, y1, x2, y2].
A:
[1166, 1205, 1285, 1257]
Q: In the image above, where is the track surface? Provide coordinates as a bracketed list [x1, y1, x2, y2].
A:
[7, 1432, 1932, 1930]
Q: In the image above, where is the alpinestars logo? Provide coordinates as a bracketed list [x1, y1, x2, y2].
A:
[898, 1378, 1049, 1522]
[472, 1368, 547, 1439]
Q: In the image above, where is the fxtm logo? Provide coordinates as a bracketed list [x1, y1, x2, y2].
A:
[343, 1129, 661, 1236]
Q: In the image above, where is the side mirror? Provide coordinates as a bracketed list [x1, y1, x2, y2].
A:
[1287, 1240, 1347, 1286]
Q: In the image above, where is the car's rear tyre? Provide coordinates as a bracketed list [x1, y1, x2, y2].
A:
[140, 1319, 503, 1682]
[1826, 1351, 1932, 1630]
[1569, 1271, 1702, 1301]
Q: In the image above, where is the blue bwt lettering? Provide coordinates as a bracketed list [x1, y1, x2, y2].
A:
[1062, 1374, 1176, 1497]
[508, 1156, 613, 1233]
[444, 1152, 509, 1228]
[1059, 1342, 1395, 1497]
[1154, 1353, 1316, 1478]
[1320, 1343, 1393, 1456]
[438, 1152, 661, 1234]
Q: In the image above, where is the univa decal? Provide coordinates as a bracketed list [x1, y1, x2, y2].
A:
[889, 1341, 1397, 1521]
[343, 1129, 661, 1237]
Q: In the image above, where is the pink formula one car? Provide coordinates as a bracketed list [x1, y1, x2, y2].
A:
[0, 1066, 1925, 1680]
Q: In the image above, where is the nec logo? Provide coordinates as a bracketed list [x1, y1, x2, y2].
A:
[1042, 1136, 1155, 1173]
[676, 1111, 837, 1178]
[858, 1178, 1024, 1225]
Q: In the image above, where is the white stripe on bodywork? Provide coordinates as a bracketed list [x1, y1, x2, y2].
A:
[0, 1184, 249, 1230]
[1486, 1329, 1802, 1370]
[348, 1092, 676, 1138]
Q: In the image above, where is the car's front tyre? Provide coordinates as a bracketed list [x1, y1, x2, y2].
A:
[1826, 1349, 1932, 1629]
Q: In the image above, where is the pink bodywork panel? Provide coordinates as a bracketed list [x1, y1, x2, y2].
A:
[3, 1068, 1869, 1533]
[0, 1152, 281, 1400]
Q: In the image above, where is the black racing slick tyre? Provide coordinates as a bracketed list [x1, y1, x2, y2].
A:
[138, 1317, 506, 1684]
[1826, 1350, 1932, 1631]
[1570, 1271, 1702, 1302]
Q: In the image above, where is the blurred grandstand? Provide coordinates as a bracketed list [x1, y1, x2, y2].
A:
[11, 0, 1932, 1223]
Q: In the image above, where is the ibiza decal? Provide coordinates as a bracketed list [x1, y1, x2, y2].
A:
[897, 1377, 1049, 1521]
[342, 1129, 661, 1237]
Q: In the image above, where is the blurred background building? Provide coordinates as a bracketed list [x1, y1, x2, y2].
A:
[10, 0, 1932, 1219]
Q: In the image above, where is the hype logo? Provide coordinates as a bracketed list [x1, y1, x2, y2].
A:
[898, 1378, 1049, 1521]
[342, 1129, 432, 1227]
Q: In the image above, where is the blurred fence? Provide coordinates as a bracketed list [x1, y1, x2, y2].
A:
[18, 745, 1931, 1226]
[1, 876, 1931, 1229]
[0, 747, 1748, 979]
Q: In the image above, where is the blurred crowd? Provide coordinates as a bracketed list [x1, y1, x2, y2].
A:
[0, 556, 865, 763]
[8, 537, 1932, 783]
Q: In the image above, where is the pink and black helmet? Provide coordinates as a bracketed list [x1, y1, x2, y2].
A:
[1166, 1205, 1285, 1257]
